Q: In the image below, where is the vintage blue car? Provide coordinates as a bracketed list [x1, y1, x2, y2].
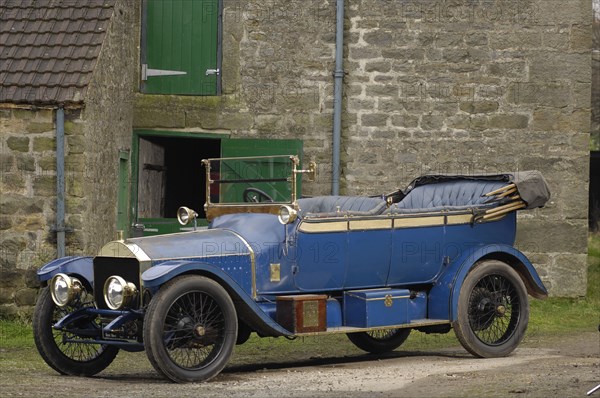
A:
[33, 155, 550, 383]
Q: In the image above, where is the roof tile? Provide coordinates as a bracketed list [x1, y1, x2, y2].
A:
[0, 0, 116, 105]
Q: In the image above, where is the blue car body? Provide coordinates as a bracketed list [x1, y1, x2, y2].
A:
[34, 155, 550, 382]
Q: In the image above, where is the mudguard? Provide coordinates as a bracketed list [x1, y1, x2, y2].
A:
[36, 256, 94, 287]
[428, 244, 548, 321]
[142, 260, 291, 337]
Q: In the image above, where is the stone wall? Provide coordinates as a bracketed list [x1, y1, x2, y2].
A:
[342, 0, 591, 296]
[134, 0, 590, 296]
[0, 0, 137, 316]
[1, 108, 62, 316]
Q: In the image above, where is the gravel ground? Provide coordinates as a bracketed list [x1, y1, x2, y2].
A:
[1, 331, 598, 397]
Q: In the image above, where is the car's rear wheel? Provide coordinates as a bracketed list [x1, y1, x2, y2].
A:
[33, 287, 119, 376]
[347, 328, 411, 354]
[144, 275, 238, 383]
[453, 260, 529, 358]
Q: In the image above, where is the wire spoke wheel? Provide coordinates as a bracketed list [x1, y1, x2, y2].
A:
[453, 260, 529, 358]
[163, 291, 226, 370]
[347, 328, 411, 354]
[468, 275, 520, 345]
[144, 275, 237, 383]
[33, 287, 119, 376]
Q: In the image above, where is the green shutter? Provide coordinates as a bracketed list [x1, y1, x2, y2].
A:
[142, 0, 219, 95]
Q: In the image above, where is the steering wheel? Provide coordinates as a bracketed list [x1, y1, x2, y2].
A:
[243, 187, 274, 203]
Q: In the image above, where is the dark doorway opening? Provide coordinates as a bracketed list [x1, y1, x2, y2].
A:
[137, 135, 220, 223]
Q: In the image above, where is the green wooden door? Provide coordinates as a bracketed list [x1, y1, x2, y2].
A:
[142, 0, 220, 95]
[219, 138, 303, 203]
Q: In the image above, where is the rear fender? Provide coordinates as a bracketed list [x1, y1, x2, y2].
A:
[428, 244, 548, 321]
[37, 256, 94, 288]
[142, 261, 291, 337]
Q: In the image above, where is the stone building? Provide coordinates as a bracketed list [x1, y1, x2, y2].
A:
[0, 0, 591, 315]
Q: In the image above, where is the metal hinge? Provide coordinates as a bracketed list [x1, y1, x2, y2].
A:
[141, 64, 187, 81]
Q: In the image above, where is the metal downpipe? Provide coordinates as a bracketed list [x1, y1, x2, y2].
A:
[332, 0, 345, 195]
[56, 107, 65, 258]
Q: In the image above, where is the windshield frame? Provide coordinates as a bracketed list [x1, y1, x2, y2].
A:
[202, 155, 300, 221]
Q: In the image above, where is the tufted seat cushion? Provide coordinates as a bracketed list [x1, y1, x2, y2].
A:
[385, 180, 508, 214]
[298, 196, 387, 217]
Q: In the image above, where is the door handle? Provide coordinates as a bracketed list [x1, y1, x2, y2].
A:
[205, 68, 220, 76]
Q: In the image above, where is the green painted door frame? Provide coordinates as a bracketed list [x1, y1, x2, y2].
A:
[129, 130, 303, 236]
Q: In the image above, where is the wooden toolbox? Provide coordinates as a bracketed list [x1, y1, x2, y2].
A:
[276, 294, 327, 333]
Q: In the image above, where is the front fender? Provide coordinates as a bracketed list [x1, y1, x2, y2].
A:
[37, 256, 94, 287]
[428, 244, 548, 321]
[142, 261, 291, 337]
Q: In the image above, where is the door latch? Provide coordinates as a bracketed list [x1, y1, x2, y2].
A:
[205, 68, 220, 76]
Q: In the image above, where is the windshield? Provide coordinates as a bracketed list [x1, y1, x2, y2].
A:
[204, 155, 298, 205]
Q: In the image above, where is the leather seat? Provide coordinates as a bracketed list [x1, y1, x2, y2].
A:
[386, 180, 508, 214]
[298, 196, 387, 217]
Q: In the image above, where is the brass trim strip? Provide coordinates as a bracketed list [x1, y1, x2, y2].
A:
[393, 216, 445, 228]
[345, 293, 410, 301]
[298, 220, 348, 233]
[226, 230, 257, 299]
[349, 219, 392, 230]
[446, 214, 473, 225]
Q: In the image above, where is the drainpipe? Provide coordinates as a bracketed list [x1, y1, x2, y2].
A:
[331, 0, 345, 196]
[56, 107, 65, 258]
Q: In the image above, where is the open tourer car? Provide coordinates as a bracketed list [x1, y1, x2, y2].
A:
[33, 155, 550, 382]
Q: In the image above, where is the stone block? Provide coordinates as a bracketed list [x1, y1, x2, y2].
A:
[32, 137, 56, 152]
[16, 154, 35, 172]
[487, 61, 526, 79]
[25, 122, 54, 134]
[515, 219, 587, 254]
[543, 31, 569, 51]
[529, 53, 590, 83]
[64, 120, 84, 135]
[570, 24, 591, 51]
[0, 153, 14, 172]
[33, 175, 57, 197]
[464, 32, 488, 46]
[349, 47, 381, 60]
[459, 101, 499, 114]
[573, 82, 591, 109]
[0, 288, 13, 304]
[363, 30, 393, 46]
[532, 109, 589, 132]
[12, 109, 35, 120]
[6, 137, 29, 152]
[488, 114, 529, 129]
[420, 115, 445, 130]
[67, 135, 85, 154]
[507, 83, 571, 108]
[365, 84, 398, 97]
[391, 114, 419, 128]
[14, 288, 37, 306]
[364, 61, 391, 73]
[361, 113, 388, 127]
[489, 31, 542, 50]
[38, 156, 57, 171]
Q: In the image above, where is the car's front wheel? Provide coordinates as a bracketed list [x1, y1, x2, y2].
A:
[347, 328, 411, 354]
[453, 260, 529, 358]
[143, 275, 238, 383]
[33, 287, 119, 376]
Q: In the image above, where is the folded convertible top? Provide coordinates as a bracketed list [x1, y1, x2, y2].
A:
[403, 170, 550, 210]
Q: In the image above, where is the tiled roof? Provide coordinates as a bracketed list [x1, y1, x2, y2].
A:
[0, 0, 116, 106]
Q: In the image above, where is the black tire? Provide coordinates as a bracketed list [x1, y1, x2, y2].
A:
[143, 275, 238, 383]
[347, 328, 411, 354]
[453, 260, 529, 358]
[33, 287, 119, 376]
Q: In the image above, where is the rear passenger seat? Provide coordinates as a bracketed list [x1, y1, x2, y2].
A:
[385, 180, 508, 214]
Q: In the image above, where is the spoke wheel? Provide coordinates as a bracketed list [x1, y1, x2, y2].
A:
[144, 275, 237, 383]
[33, 287, 119, 376]
[347, 328, 411, 354]
[453, 260, 529, 358]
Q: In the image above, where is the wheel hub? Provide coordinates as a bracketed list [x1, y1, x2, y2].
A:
[194, 325, 206, 337]
[496, 305, 506, 316]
